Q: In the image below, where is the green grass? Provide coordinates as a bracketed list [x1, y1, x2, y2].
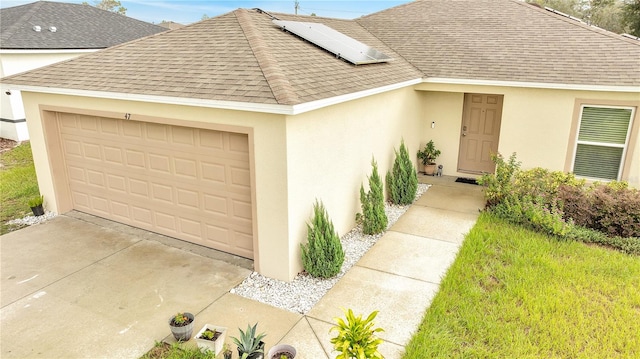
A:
[140, 342, 216, 359]
[403, 212, 640, 358]
[0, 142, 39, 234]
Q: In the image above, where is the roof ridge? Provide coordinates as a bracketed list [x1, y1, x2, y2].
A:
[235, 8, 300, 105]
[510, 0, 640, 46]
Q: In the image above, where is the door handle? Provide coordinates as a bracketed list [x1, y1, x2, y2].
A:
[462, 132, 467, 136]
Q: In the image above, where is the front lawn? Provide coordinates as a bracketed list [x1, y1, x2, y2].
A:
[0, 142, 39, 234]
[403, 212, 640, 358]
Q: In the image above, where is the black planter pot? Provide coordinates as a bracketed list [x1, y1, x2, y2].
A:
[238, 341, 265, 359]
[30, 205, 44, 217]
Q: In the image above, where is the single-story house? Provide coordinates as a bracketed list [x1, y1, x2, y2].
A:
[2, 0, 639, 281]
[0, 0, 166, 140]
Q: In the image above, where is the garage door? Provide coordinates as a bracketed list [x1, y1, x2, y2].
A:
[57, 112, 254, 258]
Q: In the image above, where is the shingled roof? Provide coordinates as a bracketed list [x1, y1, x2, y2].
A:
[2, 0, 638, 110]
[357, 0, 640, 87]
[1, 8, 421, 105]
[0, 1, 166, 49]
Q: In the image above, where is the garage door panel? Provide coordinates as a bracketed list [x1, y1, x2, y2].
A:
[62, 138, 83, 157]
[200, 131, 224, 149]
[125, 149, 146, 168]
[107, 174, 127, 193]
[67, 165, 86, 183]
[91, 196, 110, 215]
[131, 206, 153, 226]
[155, 212, 177, 231]
[122, 121, 143, 138]
[111, 201, 129, 219]
[104, 146, 124, 164]
[59, 113, 254, 258]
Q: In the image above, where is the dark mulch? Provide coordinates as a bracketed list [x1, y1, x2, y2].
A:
[0, 138, 19, 153]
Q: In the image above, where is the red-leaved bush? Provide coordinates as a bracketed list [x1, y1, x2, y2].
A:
[559, 182, 640, 238]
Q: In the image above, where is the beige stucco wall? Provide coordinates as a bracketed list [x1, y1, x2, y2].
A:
[20, 92, 293, 280]
[415, 83, 640, 187]
[284, 87, 424, 279]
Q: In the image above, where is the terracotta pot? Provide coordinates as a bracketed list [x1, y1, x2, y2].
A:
[424, 163, 437, 175]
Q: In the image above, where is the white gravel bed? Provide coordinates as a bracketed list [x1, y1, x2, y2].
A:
[231, 184, 430, 314]
[5, 211, 57, 227]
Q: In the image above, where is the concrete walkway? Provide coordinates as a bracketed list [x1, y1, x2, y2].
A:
[0, 176, 483, 358]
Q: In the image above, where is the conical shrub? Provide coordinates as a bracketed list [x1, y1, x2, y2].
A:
[360, 158, 388, 235]
[386, 139, 418, 205]
[301, 200, 345, 278]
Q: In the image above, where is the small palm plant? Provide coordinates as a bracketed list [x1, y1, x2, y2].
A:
[330, 308, 384, 359]
[231, 323, 266, 359]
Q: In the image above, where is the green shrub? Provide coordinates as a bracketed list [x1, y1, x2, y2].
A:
[512, 167, 585, 200]
[301, 200, 345, 278]
[566, 226, 640, 255]
[477, 152, 521, 208]
[359, 158, 388, 235]
[27, 194, 44, 207]
[490, 195, 573, 237]
[386, 139, 418, 205]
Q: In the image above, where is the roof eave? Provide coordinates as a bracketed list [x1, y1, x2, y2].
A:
[0, 49, 100, 54]
[4, 78, 424, 116]
[422, 77, 640, 93]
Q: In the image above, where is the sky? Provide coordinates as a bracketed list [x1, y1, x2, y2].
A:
[0, 0, 410, 25]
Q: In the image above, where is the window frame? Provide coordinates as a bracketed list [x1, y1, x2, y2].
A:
[565, 99, 639, 183]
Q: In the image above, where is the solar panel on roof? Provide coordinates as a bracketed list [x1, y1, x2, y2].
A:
[272, 20, 392, 65]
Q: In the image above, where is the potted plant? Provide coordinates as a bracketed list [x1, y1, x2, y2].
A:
[195, 324, 227, 356]
[28, 195, 44, 216]
[417, 140, 441, 175]
[223, 343, 233, 359]
[330, 309, 384, 359]
[231, 323, 266, 359]
[168, 312, 194, 342]
[267, 344, 296, 359]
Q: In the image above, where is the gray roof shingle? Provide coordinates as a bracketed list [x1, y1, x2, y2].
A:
[357, 0, 640, 87]
[1, 1, 166, 49]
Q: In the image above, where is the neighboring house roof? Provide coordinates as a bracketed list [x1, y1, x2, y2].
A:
[357, 0, 640, 87]
[158, 21, 185, 30]
[0, 1, 166, 49]
[2, 0, 638, 109]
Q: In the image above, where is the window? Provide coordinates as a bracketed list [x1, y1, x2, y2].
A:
[572, 105, 635, 181]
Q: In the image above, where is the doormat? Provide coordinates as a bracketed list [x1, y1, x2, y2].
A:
[455, 177, 478, 185]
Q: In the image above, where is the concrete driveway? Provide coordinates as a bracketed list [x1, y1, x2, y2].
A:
[0, 212, 252, 358]
[1, 176, 485, 358]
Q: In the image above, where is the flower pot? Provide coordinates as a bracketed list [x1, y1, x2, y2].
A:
[30, 205, 44, 217]
[267, 344, 296, 359]
[424, 163, 437, 175]
[237, 341, 265, 359]
[195, 324, 227, 356]
[168, 312, 194, 341]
